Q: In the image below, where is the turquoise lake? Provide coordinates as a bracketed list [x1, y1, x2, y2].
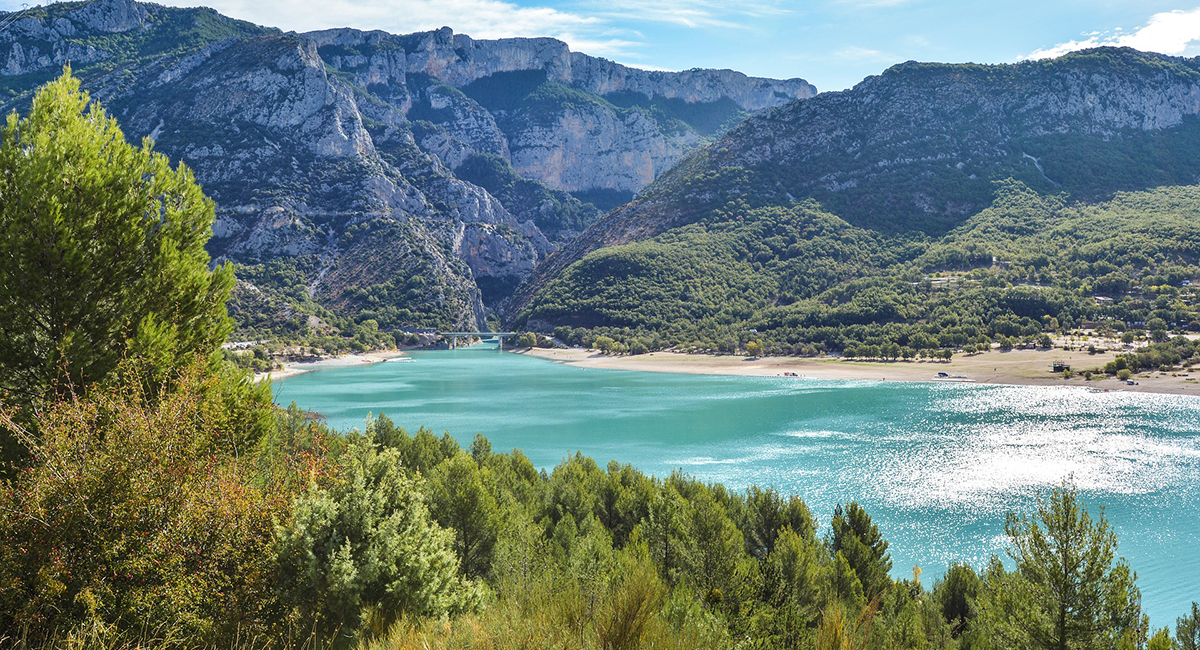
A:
[273, 344, 1200, 626]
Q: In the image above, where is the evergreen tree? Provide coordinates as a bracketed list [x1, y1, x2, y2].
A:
[274, 442, 479, 640]
[977, 481, 1145, 650]
[760, 526, 828, 646]
[934, 561, 982, 636]
[1178, 602, 1200, 650]
[1148, 627, 1174, 650]
[741, 485, 816, 559]
[829, 502, 893, 599]
[427, 451, 501, 578]
[0, 69, 233, 422]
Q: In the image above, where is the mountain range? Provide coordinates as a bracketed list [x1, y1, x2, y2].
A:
[7, 0, 1200, 354]
[514, 48, 1200, 353]
[0, 0, 814, 337]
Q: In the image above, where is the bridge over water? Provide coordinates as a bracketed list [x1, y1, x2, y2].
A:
[438, 332, 518, 350]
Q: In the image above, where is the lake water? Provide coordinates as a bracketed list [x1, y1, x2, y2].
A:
[274, 344, 1200, 627]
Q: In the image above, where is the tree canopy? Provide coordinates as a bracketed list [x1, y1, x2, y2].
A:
[976, 481, 1146, 650]
[0, 68, 233, 415]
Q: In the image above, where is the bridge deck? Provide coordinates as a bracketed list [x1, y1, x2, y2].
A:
[438, 332, 519, 350]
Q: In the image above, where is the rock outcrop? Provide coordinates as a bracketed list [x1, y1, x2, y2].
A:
[307, 27, 813, 109]
[308, 27, 815, 195]
[0, 0, 815, 332]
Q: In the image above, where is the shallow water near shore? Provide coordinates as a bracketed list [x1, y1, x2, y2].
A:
[274, 343, 1200, 626]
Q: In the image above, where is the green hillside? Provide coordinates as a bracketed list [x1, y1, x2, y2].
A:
[516, 48, 1200, 357]
[521, 181, 1200, 356]
[683, 49, 1200, 236]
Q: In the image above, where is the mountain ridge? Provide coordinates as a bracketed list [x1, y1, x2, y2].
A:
[0, 0, 815, 339]
[513, 47, 1200, 319]
[515, 47, 1200, 353]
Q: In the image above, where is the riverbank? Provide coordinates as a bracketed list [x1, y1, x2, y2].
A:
[519, 347, 1200, 396]
[257, 349, 410, 382]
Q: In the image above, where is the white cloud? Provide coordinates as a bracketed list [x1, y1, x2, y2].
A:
[1021, 7, 1200, 61]
[587, 0, 789, 29]
[9, 0, 787, 70]
[154, 0, 639, 57]
[145, 0, 788, 57]
[1118, 7, 1200, 54]
[833, 45, 892, 61]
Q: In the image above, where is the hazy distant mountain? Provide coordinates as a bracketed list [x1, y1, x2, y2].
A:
[0, 0, 814, 334]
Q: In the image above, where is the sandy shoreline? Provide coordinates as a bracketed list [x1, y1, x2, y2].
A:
[257, 349, 410, 382]
[518, 347, 1200, 396]
[255, 344, 1200, 397]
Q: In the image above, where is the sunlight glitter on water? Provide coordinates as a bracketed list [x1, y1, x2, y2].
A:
[274, 350, 1200, 626]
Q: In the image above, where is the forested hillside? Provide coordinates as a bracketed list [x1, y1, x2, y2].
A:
[516, 49, 1200, 356]
[520, 181, 1200, 356]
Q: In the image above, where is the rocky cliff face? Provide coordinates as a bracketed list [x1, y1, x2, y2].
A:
[309, 27, 812, 109]
[0, 0, 815, 333]
[308, 27, 815, 196]
[695, 50, 1200, 230]
[504, 101, 702, 193]
[513, 48, 1200, 316]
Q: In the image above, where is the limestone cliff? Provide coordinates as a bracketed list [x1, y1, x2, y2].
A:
[0, 0, 815, 332]
[309, 27, 815, 197]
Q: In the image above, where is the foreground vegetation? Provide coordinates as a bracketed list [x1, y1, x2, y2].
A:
[4, 366, 1200, 650]
[4, 68, 1200, 650]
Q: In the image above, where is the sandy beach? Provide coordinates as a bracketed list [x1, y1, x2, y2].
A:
[256, 343, 1200, 397]
[256, 349, 410, 382]
[518, 347, 1200, 396]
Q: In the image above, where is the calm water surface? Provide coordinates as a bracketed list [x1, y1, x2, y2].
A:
[274, 345, 1200, 626]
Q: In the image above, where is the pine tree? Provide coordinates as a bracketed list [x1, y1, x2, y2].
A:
[274, 442, 479, 639]
[0, 69, 233, 425]
[829, 502, 893, 599]
[427, 450, 501, 578]
[1177, 602, 1200, 650]
[978, 481, 1146, 650]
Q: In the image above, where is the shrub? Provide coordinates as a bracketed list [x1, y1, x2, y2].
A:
[0, 361, 283, 644]
[274, 441, 480, 641]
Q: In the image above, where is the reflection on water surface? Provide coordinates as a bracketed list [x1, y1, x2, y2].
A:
[275, 346, 1200, 625]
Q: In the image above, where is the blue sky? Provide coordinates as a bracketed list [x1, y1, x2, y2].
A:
[5, 0, 1200, 90]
